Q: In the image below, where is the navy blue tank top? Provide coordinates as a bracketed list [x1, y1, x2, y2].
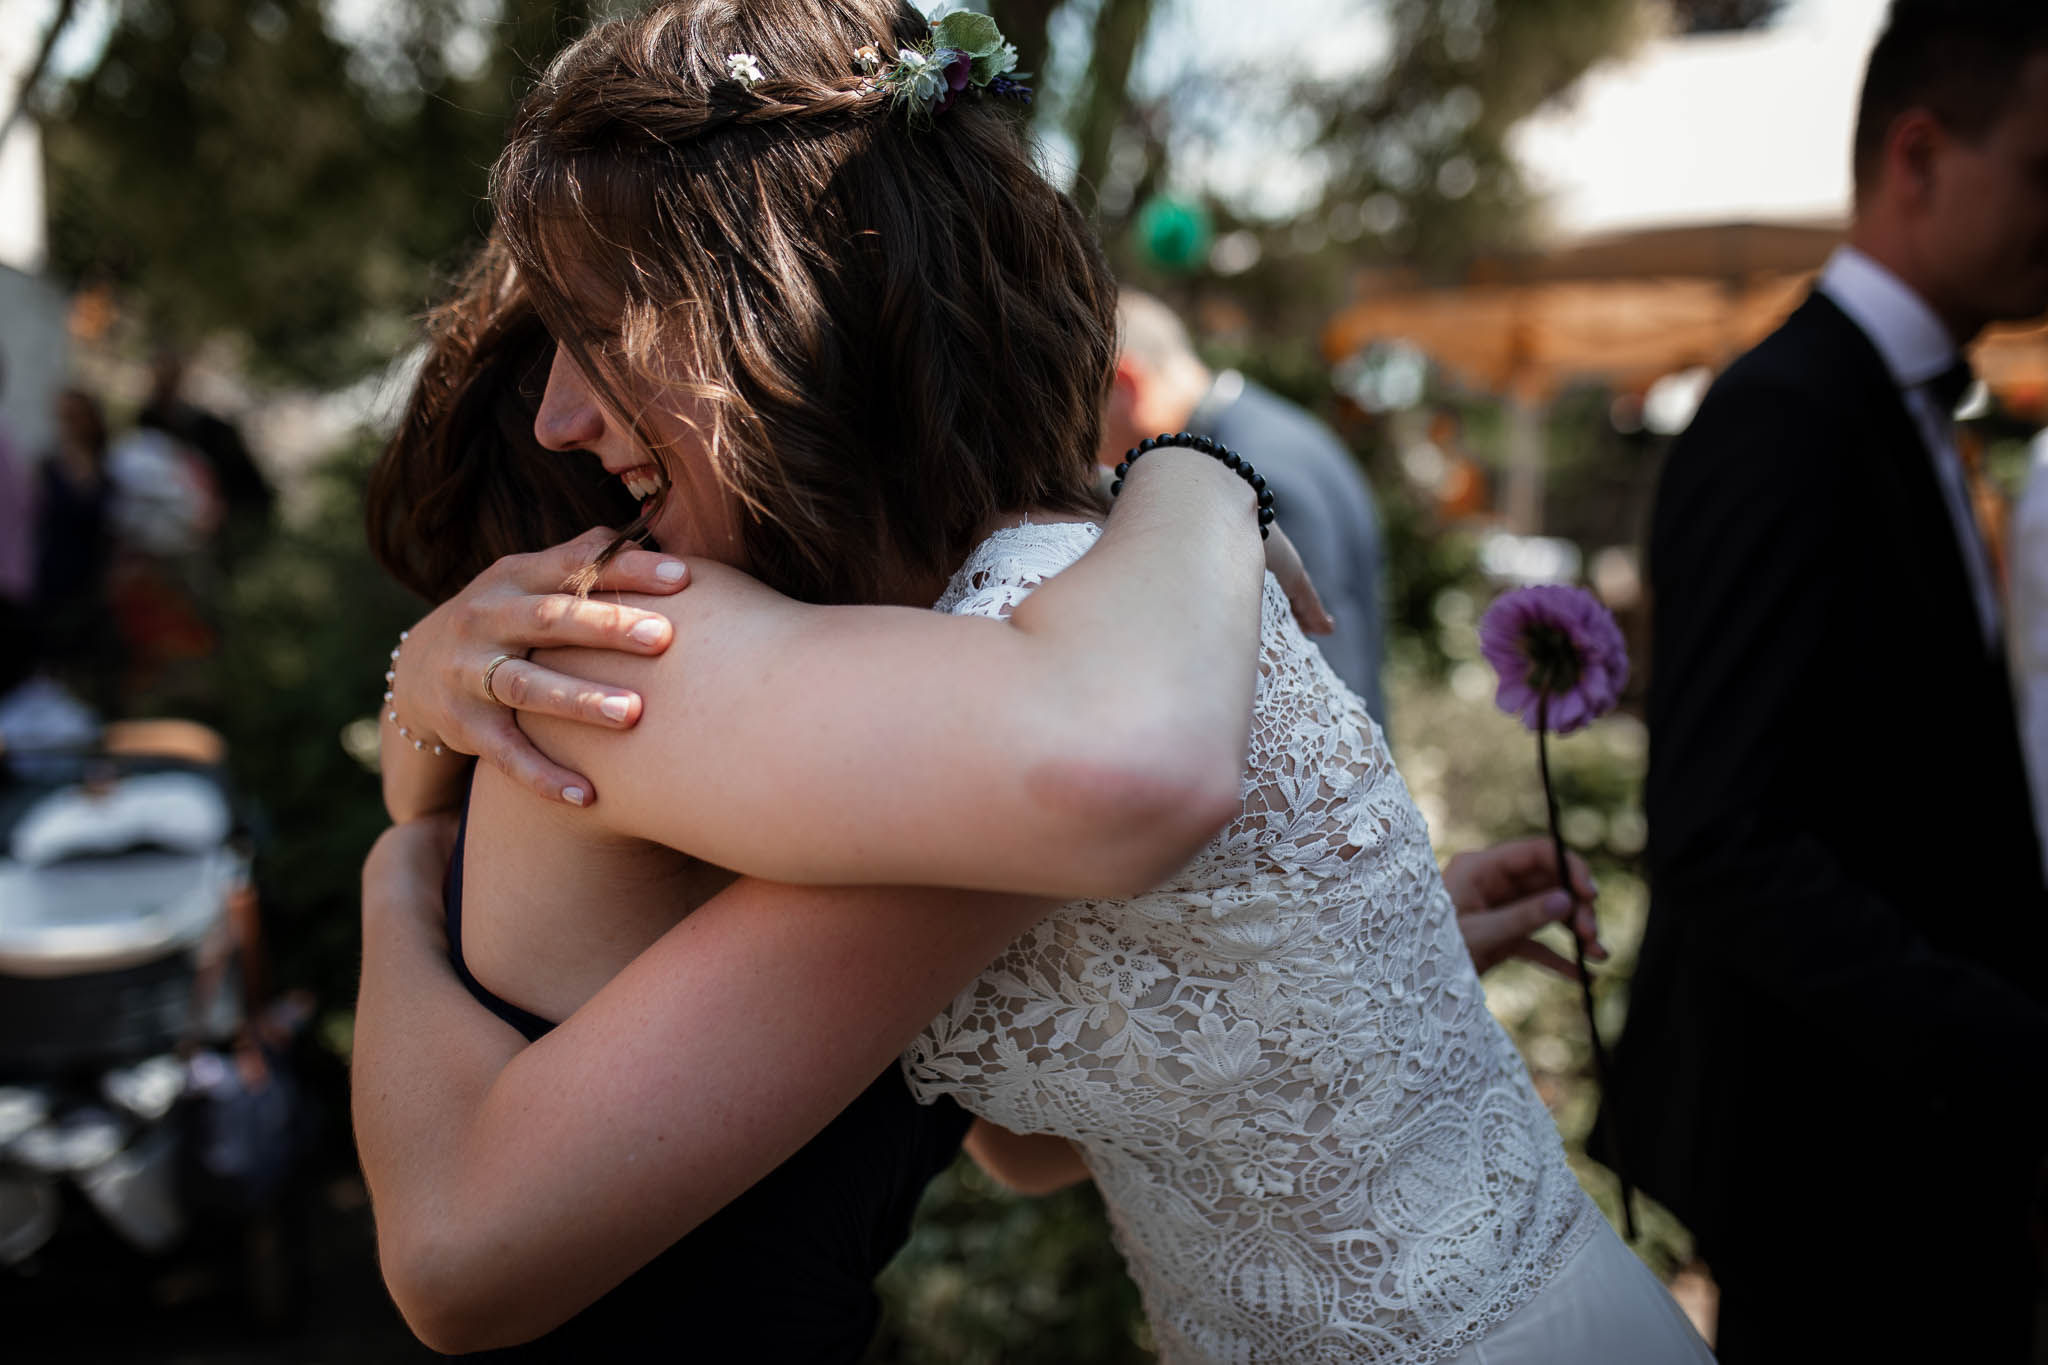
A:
[444, 805, 969, 1361]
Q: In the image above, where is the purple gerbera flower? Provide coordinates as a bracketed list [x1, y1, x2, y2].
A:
[1477, 585, 1628, 735]
[1474, 581, 1637, 1239]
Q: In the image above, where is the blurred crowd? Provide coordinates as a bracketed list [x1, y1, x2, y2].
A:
[0, 352, 273, 746]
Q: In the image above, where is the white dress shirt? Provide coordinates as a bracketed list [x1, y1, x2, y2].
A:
[1817, 246, 2003, 653]
[2012, 432, 2048, 878]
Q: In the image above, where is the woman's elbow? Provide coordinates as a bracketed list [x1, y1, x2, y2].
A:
[963, 1122, 1092, 1196]
[380, 1224, 535, 1355]
[1035, 735, 1244, 898]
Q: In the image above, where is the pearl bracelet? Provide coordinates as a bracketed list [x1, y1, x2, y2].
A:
[385, 630, 446, 757]
[1110, 432, 1277, 538]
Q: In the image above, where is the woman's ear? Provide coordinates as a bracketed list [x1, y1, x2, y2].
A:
[1099, 359, 1145, 466]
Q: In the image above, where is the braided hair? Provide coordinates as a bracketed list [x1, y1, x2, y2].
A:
[484, 0, 1116, 605]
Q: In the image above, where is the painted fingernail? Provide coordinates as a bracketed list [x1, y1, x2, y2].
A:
[655, 559, 687, 583]
[1543, 890, 1572, 915]
[562, 786, 588, 806]
[599, 696, 632, 722]
[628, 619, 667, 645]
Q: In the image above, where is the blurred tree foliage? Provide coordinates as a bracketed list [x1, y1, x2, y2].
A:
[1671, 0, 1785, 32]
[1093, 0, 1781, 323]
[1077, 0, 1655, 375]
[41, 0, 601, 384]
[1301, 0, 1645, 275]
[35, 0, 1780, 385]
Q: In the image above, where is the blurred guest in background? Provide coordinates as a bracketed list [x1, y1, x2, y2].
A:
[1611, 3, 2048, 1360]
[0, 353, 32, 619]
[37, 389, 114, 610]
[1101, 290, 1388, 723]
[105, 382, 223, 707]
[33, 388, 119, 709]
[2016, 426, 2048, 881]
[138, 348, 275, 566]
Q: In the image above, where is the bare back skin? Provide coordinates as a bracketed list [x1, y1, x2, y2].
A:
[460, 760, 735, 1024]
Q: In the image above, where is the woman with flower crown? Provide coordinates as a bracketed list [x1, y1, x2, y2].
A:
[353, 2, 1713, 1360]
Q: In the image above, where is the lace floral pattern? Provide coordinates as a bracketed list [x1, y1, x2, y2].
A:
[905, 522, 1600, 1365]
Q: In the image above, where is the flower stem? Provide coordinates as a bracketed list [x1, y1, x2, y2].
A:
[1536, 694, 1637, 1240]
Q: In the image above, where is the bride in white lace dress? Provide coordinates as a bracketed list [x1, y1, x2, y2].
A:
[908, 520, 1711, 1365]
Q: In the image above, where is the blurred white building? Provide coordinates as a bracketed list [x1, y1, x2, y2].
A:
[1, 11, 69, 462]
[1512, 0, 1887, 242]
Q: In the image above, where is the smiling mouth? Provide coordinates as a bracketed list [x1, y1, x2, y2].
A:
[616, 464, 663, 501]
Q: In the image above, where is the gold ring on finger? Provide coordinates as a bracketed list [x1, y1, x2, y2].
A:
[481, 653, 519, 707]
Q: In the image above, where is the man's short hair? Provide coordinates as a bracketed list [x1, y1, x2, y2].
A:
[1854, 0, 2048, 197]
[1117, 290, 1201, 377]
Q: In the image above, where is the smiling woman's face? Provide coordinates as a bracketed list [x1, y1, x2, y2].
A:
[530, 341, 747, 566]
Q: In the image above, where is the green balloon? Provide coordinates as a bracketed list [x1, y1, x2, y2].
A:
[1134, 195, 1213, 273]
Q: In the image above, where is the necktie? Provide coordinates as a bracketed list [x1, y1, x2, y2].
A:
[1921, 353, 2002, 646]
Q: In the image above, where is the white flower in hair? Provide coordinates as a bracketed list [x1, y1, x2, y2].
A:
[891, 46, 950, 104]
[726, 51, 765, 88]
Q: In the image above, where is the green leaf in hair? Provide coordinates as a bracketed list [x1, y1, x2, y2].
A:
[968, 40, 1020, 86]
[932, 11, 1003, 59]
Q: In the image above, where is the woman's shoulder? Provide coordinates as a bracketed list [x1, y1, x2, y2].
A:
[936, 519, 1101, 618]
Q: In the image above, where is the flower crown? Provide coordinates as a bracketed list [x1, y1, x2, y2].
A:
[856, 10, 1031, 123]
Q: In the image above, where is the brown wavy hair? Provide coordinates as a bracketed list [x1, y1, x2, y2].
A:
[373, 0, 1116, 606]
[366, 239, 640, 602]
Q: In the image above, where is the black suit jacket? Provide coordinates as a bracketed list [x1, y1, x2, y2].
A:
[1609, 292, 2048, 1249]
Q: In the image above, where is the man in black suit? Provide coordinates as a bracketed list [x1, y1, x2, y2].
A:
[1609, 4, 2048, 1359]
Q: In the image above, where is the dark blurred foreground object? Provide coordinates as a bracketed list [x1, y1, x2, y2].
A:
[1608, 5, 2048, 1360]
[0, 720, 316, 1329]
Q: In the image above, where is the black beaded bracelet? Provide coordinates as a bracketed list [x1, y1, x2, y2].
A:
[1110, 432, 1277, 539]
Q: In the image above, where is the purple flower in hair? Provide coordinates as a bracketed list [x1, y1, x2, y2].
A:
[988, 74, 1033, 103]
[1478, 585, 1628, 735]
[932, 49, 973, 114]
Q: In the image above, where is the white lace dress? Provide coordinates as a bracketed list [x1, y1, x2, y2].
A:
[904, 522, 1688, 1365]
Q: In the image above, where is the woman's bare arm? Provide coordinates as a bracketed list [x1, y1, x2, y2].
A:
[353, 818, 1048, 1352]
[385, 450, 1274, 848]
[519, 450, 1266, 898]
